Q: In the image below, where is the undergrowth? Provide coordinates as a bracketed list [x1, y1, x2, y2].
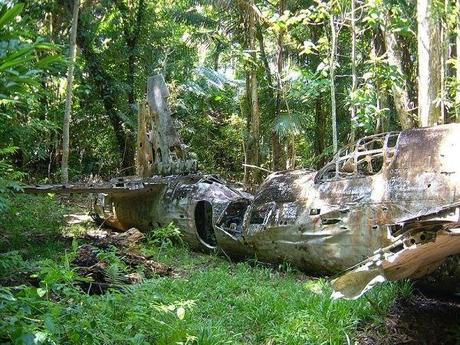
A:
[0, 194, 66, 256]
[0, 194, 413, 344]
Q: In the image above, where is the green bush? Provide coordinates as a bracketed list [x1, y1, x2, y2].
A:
[147, 222, 183, 247]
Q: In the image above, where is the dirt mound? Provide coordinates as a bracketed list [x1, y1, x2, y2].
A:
[72, 228, 172, 294]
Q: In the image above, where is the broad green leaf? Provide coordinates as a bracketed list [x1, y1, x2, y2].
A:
[36, 55, 63, 68]
[0, 3, 24, 29]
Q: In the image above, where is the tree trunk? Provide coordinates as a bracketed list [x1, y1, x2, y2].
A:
[61, 0, 79, 183]
[350, 0, 357, 143]
[330, 14, 338, 153]
[116, 0, 145, 175]
[457, 6, 460, 119]
[417, 0, 442, 127]
[286, 135, 296, 170]
[256, 24, 274, 96]
[272, 0, 286, 171]
[383, 22, 417, 129]
[245, 0, 261, 184]
[311, 26, 326, 168]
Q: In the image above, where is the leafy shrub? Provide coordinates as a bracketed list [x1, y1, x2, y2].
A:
[147, 222, 183, 247]
[0, 251, 40, 288]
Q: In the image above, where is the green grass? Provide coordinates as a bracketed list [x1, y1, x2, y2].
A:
[0, 195, 412, 344]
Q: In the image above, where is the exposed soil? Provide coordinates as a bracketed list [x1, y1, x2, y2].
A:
[72, 229, 173, 294]
[358, 291, 460, 345]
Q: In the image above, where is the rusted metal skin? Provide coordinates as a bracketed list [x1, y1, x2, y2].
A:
[216, 124, 458, 276]
[331, 204, 460, 299]
[99, 175, 252, 252]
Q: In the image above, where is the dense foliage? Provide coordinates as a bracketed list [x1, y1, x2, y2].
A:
[1, 1, 460, 343]
[0, 0, 458, 188]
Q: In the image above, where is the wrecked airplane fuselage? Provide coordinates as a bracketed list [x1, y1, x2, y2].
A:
[25, 75, 460, 298]
[217, 124, 460, 282]
[27, 123, 460, 298]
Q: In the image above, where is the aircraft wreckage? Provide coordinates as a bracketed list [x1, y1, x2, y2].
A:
[26, 75, 460, 299]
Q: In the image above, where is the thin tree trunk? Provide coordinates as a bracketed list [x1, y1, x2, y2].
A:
[311, 26, 326, 168]
[272, 0, 286, 171]
[256, 24, 280, 171]
[256, 24, 274, 96]
[417, 0, 442, 126]
[440, 0, 448, 124]
[350, 0, 357, 143]
[245, 0, 261, 184]
[287, 135, 296, 169]
[61, 0, 79, 183]
[373, 27, 387, 133]
[457, 5, 460, 119]
[314, 97, 326, 168]
[330, 14, 338, 153]
[116, 0, 145, 175]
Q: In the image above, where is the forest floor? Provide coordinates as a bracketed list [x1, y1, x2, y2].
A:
[0, 194, 459, 344]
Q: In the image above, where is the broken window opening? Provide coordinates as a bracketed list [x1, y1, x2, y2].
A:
[356, 153, 383, 176]
[386, 133, 399, 148]
[218, 200, 250, 237]
[314, 132, 400, 183]
[249, 204, 273, 225]
[194, 200, 217, 247]
[310, 208, 321, 216]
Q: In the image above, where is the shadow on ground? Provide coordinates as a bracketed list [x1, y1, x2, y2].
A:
[359, 291, 460, 345]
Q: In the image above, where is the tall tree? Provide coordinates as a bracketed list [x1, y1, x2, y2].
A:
[241, 0, 261, 184]
[383, 22, 417, 129]
[417, 0, 442, 126]
[310, 25, 326, 169]
[457, 3, 460, 118]
[330, 13, 338, 153]
[350, 0, 357, 142]
[61, 0, 80, 183]
[273, 0, 286, 171]
[75, 1, 147, 174]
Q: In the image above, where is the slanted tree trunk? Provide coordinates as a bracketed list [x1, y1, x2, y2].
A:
[256, 24, 274, 95]
[417, 0, 442, 126]
[330, 14, 338, 153]
[115, 0, 145, 175]
[77, 7, 138, 173]
[373, 27, 389, 133]
[286, 134, 296, 170]
[61, 0, 79, 183]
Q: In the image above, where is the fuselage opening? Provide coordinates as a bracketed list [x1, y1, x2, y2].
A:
[194, 200, 217, 248]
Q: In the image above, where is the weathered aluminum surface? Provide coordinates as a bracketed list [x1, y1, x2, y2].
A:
[217, 124, 460, 277]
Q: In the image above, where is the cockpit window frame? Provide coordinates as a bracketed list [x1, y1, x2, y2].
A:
[314, 131, 400, 184]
